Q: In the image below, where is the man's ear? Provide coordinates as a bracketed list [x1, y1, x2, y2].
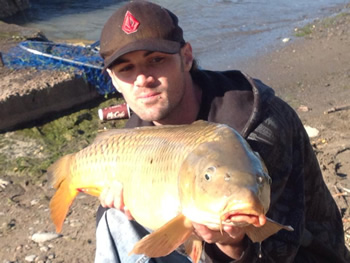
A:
[181, 43, 194, 72]
[106, 68, 122, 93]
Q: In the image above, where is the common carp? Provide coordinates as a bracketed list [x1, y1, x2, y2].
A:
[48, 120, 293, 262]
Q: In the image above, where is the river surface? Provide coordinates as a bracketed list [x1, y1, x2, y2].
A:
[3, 0, 349, 70]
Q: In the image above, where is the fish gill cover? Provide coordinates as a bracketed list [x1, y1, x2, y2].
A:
[2, 40, 114, 95]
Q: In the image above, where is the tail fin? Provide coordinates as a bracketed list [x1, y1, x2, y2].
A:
[47, 154, 78, 233]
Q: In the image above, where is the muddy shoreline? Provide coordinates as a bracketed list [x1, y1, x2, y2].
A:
[1, 7, 350, 263]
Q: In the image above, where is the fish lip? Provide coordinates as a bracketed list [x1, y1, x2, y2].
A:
[221, 211, 259, 221]
[221, 195, 265, 224]
[220, 211, 265, 227]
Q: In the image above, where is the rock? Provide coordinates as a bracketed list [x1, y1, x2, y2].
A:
[298, 105, 310, 112]
[30, 199, 40, 206]
[35, 255, 47, 263]
[0, 69, 100, 132]
[0, 21, 48, 47]
[304, 125, 320, 138]
[24, 254, 36, 262]
[39, 245, 49, 252]
[7, 219, 16, 229]
[31, 232, 62, 243]
[0, 21, 102, 132]
[0, 0, 30, 18]
[0, 178, 9, 189]
[16, 245, 23, 251]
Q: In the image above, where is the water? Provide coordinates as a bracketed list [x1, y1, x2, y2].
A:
[3, 0, 349, 70]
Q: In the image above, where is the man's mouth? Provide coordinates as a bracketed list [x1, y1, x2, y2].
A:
[138, 92, 161, 101]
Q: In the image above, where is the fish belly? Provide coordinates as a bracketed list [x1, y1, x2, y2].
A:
[69, 121, 222, 230]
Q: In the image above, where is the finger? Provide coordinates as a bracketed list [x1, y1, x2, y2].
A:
[119, 188, 134, 220]
[99, 188, 110, 208]
[99, 186, 122, 209]
[123, 206, 134, 220]
[104, 189, 118, 208]
[117, 187, 125, 210]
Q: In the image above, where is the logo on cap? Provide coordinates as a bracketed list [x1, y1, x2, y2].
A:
[122, 11, 140, 34]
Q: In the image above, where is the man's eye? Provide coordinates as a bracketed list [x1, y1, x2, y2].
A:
[119, 65, 134, 72]
[150, 57, 164, 64]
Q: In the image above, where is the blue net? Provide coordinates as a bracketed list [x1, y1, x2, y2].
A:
[2, 40, 114, 95]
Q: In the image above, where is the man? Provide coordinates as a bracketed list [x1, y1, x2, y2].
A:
[95, 1, 350, 262]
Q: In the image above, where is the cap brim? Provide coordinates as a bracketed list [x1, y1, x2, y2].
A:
[103, 39, 181, 71]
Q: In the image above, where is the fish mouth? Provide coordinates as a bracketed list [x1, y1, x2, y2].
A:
[221, 212, 266, 228]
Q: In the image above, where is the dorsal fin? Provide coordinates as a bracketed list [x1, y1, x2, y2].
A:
[93, 129, 126, 144]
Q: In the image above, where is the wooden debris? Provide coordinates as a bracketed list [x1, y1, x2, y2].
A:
[298, 105, 310, 112]
[340, 186, 350, 194]
[333, 192, 348, 198]
[0, 52, 4, 67]
[324, 104, 350, 114]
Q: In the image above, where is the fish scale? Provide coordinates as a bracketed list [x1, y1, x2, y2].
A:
[48, 120, 293, 262]
[51, 121, 225, 230]
[109, 124, 222, 228]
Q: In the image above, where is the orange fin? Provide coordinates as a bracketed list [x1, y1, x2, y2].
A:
[130, 214, 193, 258]
[244, 217, 294, 243]
[47, 154, 77, 233]
[184, 235, 203, 263]
[47, 154, 74, 189]
[49, 179, 78, 233]
[93, 129, 126, 144]
[77, 187, 102, 197]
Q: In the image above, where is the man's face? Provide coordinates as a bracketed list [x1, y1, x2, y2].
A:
[107, 44, 193, 124]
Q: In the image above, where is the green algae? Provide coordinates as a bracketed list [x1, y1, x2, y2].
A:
[0, 95, 127, 184]
[295, 12, 349, 37]
[295, 24, 314, 37]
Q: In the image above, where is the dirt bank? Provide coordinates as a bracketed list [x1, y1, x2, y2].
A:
[1, 7, 350, 263]
[239, 8, 350, 249]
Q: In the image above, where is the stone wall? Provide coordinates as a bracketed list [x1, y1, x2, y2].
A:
[0, 0, 30, 19]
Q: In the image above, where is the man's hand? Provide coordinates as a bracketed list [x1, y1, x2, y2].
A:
[192, 222, 246, 260]
[99, 182, 134, 220]
[99, 183, 245, 258]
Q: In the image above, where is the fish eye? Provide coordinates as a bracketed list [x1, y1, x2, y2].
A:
[204, 173, 211, 181]
[204, 166, 216, 181]
[256, 174, 264, 185]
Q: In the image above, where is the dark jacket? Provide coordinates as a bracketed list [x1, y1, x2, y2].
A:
[125, 69, 350, 262]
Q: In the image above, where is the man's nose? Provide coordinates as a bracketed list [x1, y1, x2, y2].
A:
[135, 70, 155, 88]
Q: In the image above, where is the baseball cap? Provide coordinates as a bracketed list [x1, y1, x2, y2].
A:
[100, 1, 185, 71]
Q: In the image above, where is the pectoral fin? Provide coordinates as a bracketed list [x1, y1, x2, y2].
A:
[184, 235, 204, 263]
[76, 187, 102, 197]
[244, 217, 294, 243]
[130, 214, 193, 258]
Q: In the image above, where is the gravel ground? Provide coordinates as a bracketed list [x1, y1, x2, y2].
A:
[0, 8, 349, 263]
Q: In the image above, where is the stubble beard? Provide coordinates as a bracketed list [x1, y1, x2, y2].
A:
[137, 58, 188, 123]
